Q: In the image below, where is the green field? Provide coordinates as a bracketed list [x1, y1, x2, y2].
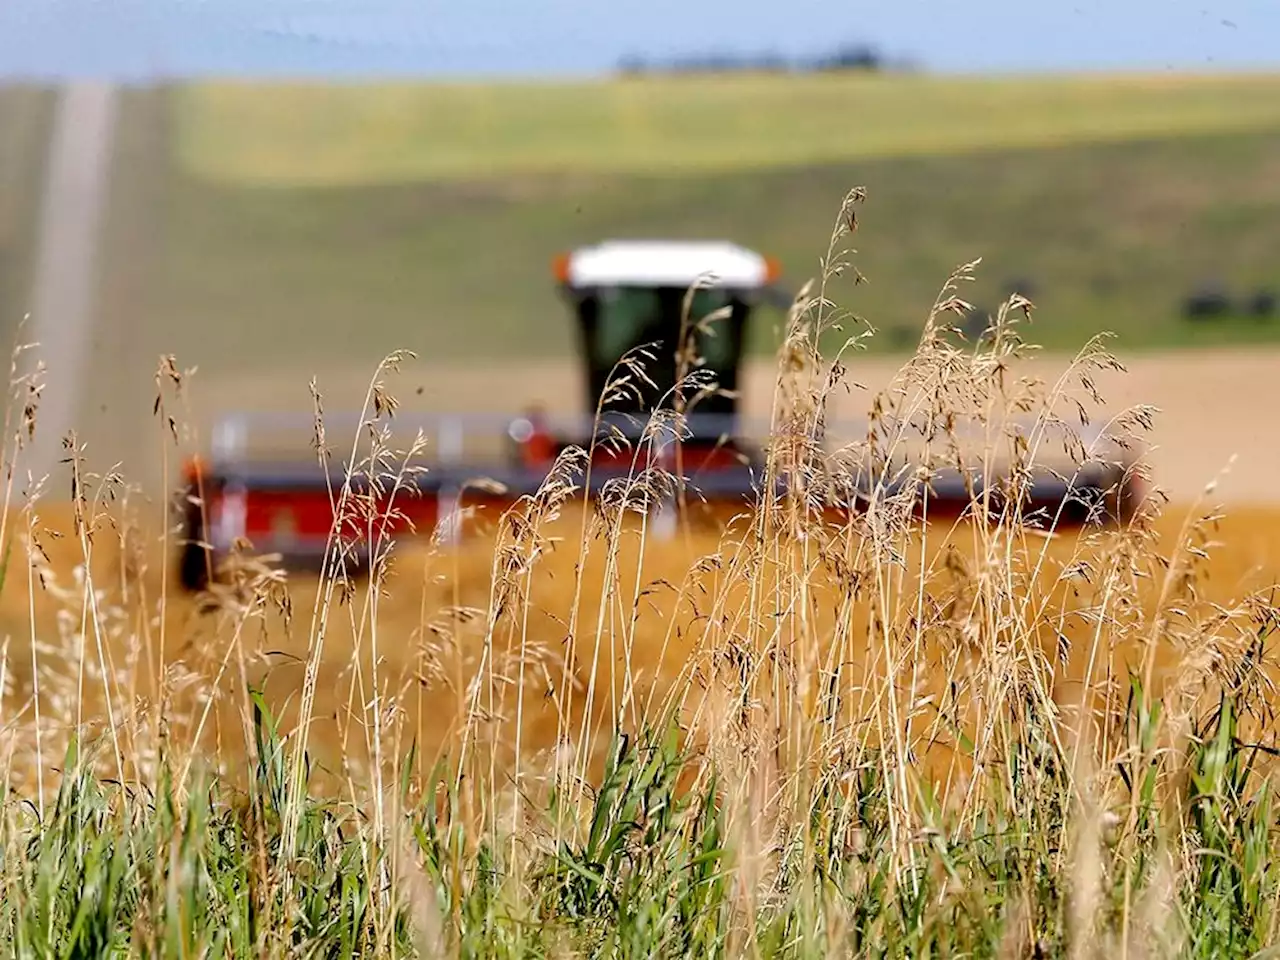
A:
[8, 74, 1280, 367]
[157, 90, 1280, 366]
[156, 72, 1280, 364]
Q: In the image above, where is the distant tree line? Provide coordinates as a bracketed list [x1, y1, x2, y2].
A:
[616, 41, 914, 77]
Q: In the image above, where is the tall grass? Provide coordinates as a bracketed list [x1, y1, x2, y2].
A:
[1, 187, 1278, 958]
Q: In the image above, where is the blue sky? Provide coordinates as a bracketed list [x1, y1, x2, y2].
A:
[0, 0, 1277, 80]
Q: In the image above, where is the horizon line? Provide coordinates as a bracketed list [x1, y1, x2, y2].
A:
[5, 62, 1280, 87]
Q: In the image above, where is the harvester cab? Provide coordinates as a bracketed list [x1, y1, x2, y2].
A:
[505, 240, 787, 478]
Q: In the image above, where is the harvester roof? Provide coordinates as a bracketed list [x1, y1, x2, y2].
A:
[555, 240, 780, 291]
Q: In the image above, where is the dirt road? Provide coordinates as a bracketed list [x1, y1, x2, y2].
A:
[23, 82, 118, 489]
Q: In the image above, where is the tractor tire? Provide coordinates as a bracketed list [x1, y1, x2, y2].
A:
[176, 490, 214, 592]
[178, 538, 212, 592]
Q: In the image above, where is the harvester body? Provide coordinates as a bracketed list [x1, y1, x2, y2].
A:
[176, 240, 1141, 592]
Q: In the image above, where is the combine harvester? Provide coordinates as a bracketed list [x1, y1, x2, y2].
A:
[175, 240, 1143, 592]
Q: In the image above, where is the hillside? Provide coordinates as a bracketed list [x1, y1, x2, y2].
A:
[155, 106, 1280, 368]
[6, 72, 1280, 371]
[150, 72, 1280, 368]
[4, 73, 1280, 494]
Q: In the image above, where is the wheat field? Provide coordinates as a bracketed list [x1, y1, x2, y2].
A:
[4, 491, 1279, 786]
[4, 251, 1278, 798]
